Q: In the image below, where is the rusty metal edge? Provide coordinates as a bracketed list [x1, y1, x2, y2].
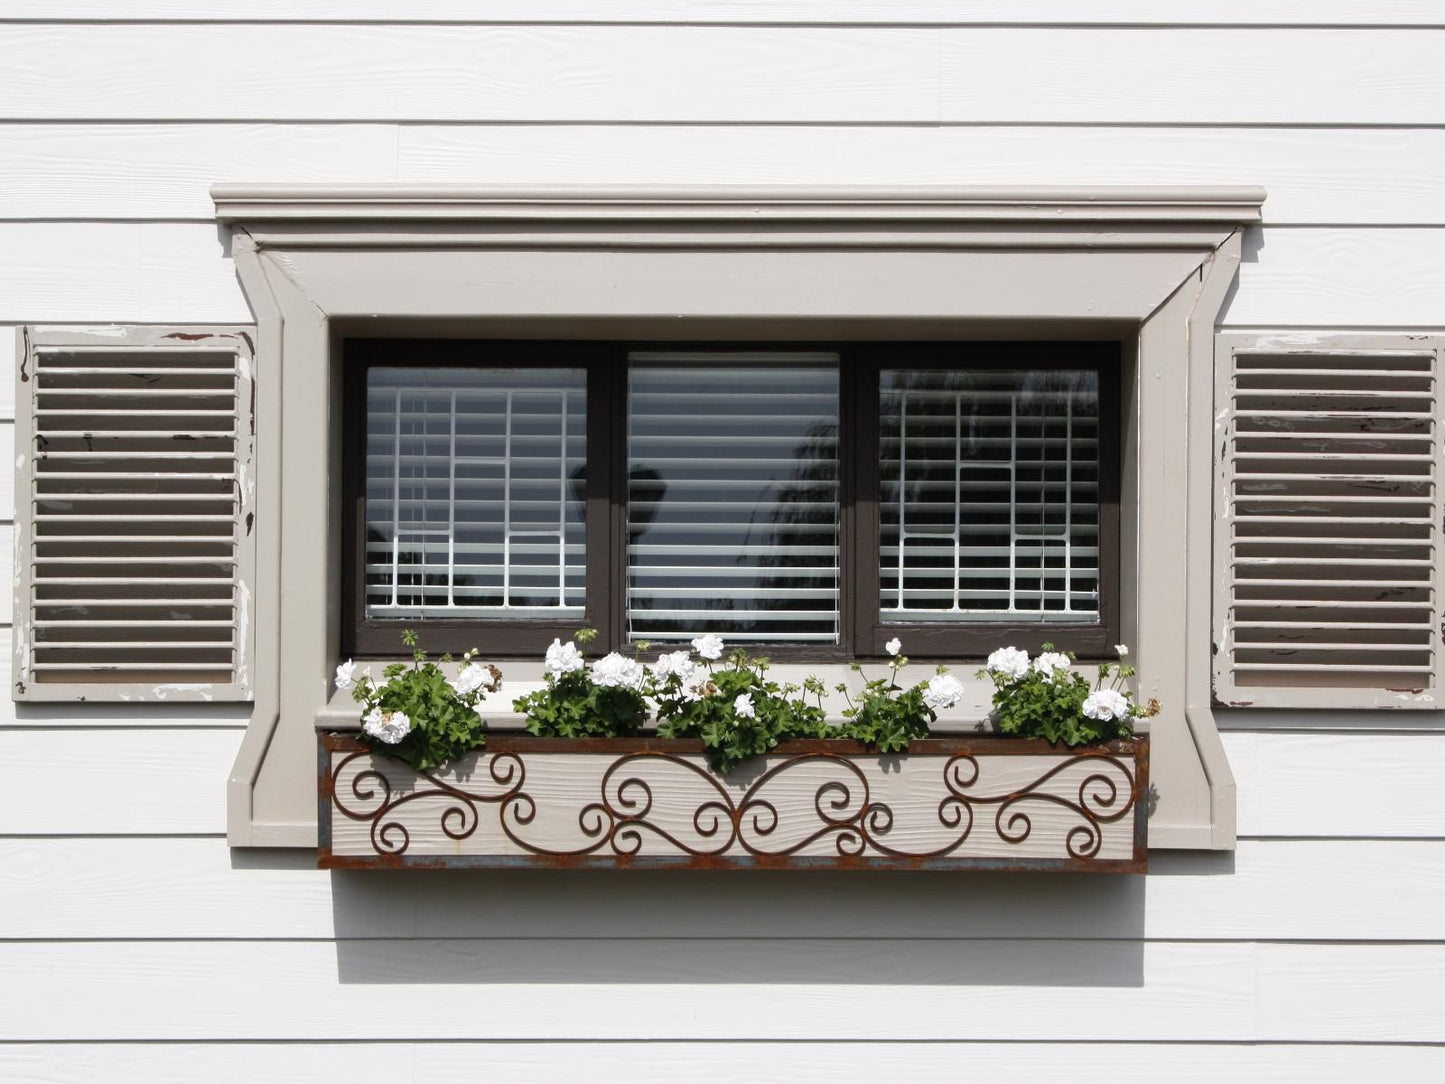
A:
[323, 732, 1141, 757]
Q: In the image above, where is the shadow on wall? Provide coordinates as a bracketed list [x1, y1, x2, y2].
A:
[230, 852, 1233, 988]
[282, 858, 1220, 988]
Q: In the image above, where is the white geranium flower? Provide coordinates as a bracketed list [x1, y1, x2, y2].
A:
[544, 638, 584, 676]
[652, 649, 696, 683]
[679, 679, 705, 703]
[592, 651, 646, 690]
[733, 692, 757, 719]
[885, 637, 902, 657]
[922, 673, 964, 712]
[450, 662, 498, 697]
[986, 646, 1030, 683]
[1082, 688, 1132, 722]
[1033, 651, 1071, 677]
[691, 633, 725, 661]
[362, 707, 412, 745]
[1115, 644, 1129, 658]
[334, 659, 359, 691]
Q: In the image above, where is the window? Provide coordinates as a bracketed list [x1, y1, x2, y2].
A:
[215, 185, 1260, 848]
[342, 339, 1119, 660]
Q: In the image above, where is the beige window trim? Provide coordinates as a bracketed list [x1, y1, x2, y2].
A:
[215, 184, 1264, 850]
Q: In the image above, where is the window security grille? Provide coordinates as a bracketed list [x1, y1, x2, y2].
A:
[626, 353, 840, 644]
[1214, 337, 1443, 708]
[15, 328, 255, 699]
[364, 367, 587, 620]
[879, 369, 1100, 624]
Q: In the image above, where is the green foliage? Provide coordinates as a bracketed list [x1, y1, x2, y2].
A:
[654, 648, 829, 774]
[350, 634, 499, 771]
[512, 630, 648, 739]
[834, 653, 939, 753]
[513, 670, 648, 739]
[978, 644, 1142, 747]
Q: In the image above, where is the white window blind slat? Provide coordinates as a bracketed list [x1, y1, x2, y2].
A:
[879, 368, 1101, 624]
[364, 367, 586, 619]
[626, 353, 841, 645]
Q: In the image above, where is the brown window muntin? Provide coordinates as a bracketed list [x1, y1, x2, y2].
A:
[342, 338, 1121, 661]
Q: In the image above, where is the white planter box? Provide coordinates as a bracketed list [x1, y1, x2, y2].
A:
[320, 734, 1148, 872]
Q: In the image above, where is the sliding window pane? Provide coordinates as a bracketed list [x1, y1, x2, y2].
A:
[880, 367, 1100, 623]
[365, 366, 586, 620]
[627, 353, 840, 644]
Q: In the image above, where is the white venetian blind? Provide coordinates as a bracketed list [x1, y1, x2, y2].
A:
[627, 353, 840, 643]
[365, 367, 586, 620]
[19, 335, 254, 697]
[879, 368, 1100, 623]
[1214, 340, 1442, 706]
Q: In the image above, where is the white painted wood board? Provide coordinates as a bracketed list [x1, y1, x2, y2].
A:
[2, 1041, 1440, 1084]
[1226, 731, 1445, 837]
[6, 26, 1445, 123]
[0, 726, 1439, 837]
[4, 939, 1443, 1041]
[0, 939, 1256, 1040]
[11, 222, 1445, 329]
[394, 125, 1445, 227]
[0, 224, 250, 323]
[0, 420, 14, 523]
[10, 124, 1445, 226]
[8, 3, 1445, 26]
[0, 727, 242, 834]
[0, 327, 14, 419]
[0, 124, 399, 219]
[3, 837, 1441, 941]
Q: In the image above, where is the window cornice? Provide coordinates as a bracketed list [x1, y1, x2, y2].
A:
[213, 184, 1265, 247]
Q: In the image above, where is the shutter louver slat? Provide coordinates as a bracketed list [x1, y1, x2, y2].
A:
[1214, 337, 1443, 707]
[16, 329, 256, 699]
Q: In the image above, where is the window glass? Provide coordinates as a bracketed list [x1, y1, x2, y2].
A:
[879, 367, 1100, 624]
[364, 366, 586, 620]
[627, 353, 840, 644]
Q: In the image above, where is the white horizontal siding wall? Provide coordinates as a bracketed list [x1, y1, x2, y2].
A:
[1, 7, 1442, 1082]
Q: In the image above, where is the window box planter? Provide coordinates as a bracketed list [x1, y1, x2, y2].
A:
[318, 731, 1149, 872]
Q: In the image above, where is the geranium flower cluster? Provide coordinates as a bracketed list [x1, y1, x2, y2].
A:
[516, 630, 967, 772]
[980, 643, 1154, 747]
[339, 630, 501, 770]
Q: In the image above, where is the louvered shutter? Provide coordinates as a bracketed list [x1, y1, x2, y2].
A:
[1213, 333, 1443, 709]
[14, 327, 256, 701]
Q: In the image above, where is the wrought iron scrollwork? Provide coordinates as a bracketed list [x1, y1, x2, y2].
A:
[326, 739, 1142, 864]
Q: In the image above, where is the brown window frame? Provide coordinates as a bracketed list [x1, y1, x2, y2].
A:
[341, 338, 1121, 661]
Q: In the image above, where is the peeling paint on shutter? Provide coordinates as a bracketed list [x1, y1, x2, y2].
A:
[1213, 333, 1442, 709]
[14, 327, 255, 702]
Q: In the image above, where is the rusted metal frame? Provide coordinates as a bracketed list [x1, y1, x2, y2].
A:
[318, 731, 1148, 873]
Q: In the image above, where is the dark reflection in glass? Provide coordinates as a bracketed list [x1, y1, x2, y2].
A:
[880, 367, 1100, 624]
[627, 354, 840, 644]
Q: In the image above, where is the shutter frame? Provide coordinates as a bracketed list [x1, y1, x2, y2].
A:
[13, 326, 256, 702]
[1213, 332, 1443, 710]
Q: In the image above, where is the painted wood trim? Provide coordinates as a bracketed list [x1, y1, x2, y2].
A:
[212, 184, 1267, 226]
[11, 2, 1445, 26]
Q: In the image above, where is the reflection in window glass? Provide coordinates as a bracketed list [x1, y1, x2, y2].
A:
[364, 366, 586, 620]
[627, 353, 840, 644]
[880, 368, 1100, 623]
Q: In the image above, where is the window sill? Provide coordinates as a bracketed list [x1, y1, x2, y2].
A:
[314, 660, 1148, 735]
